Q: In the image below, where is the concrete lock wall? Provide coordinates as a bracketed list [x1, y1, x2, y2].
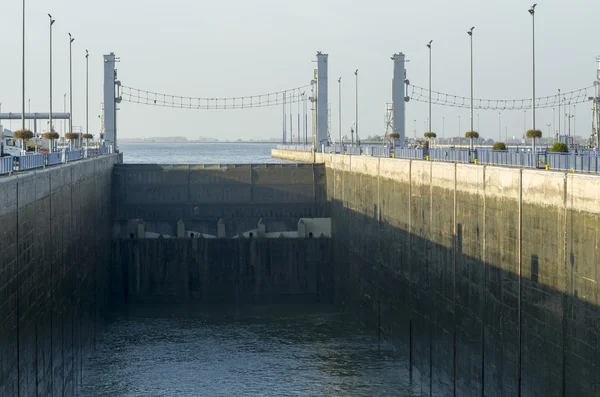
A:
[273, 149, 600, 397]
[112, 238, 332, 304]
[0, 154, 120, 397]
[112, 163, 327, 238]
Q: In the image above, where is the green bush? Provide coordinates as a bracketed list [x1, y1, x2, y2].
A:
[526, 129, 542, 139]
[388, 133, 400, 139]
[424, 132, 437, 139]
[14, 129, 34, 140]
[65, 132, 79, 141]
[42, 132, 60, 140]
[465, 131, 479, 139]
[82, 133, 93, 140]
[492, 142, 507, 151]
[551, 142, 569, 153]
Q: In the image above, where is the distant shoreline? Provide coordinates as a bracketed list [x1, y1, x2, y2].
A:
[119, 141, 280, 144]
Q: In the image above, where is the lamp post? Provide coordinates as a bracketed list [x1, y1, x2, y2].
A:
[21, 0, 26, 132]
[498, 112, 502, 142]
[49, 14, 55, 133]
[338, 77, 342, 147]
[86, 49, 89, 140]
[354, 69, 358, 145]
[467, 27, 475, 133]
[529, 3, 537, 130]
[427, 40, 433, 133]
[68, 32, 74, 142]
[558, 89, 561, 139]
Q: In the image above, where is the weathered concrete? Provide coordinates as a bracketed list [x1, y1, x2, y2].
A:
[112, 238, 332, 304]
[273, 149, 600, 397]
[112, 163, 327, 238]
[0, 154, 120, 397]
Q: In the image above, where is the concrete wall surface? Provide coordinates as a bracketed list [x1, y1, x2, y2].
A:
[0, 154, 120, 397]
[273, 149, 600, 397]
[112, 238, 332, 304]
[112, 163, 327, 238]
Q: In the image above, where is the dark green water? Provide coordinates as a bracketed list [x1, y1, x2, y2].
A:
[81, 305, 419, 396]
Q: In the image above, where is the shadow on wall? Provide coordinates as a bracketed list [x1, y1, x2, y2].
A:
[330, 197, 599, 397]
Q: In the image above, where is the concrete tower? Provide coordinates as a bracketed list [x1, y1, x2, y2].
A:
[392, 53, 406, 145]
[103, 53, 118, 149]
[316, 52, 329, 148]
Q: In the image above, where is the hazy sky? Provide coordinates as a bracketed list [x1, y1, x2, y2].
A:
[1, 0, 598, 141]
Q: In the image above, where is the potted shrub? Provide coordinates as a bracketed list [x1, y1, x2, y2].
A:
[424, 132, 437, 147]
[65, 132, 79, 149]
[82, 133, 93, 147]
[42, 131, 60, 153]
[465, 131, 479, 150]
[526, 129, 542, 151]
[551, 142, 569, 153]
[492, 142, 507, 151]
[13, 129, 33, 154]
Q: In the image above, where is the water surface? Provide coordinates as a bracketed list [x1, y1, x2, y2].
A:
[81, 305, 418, 397]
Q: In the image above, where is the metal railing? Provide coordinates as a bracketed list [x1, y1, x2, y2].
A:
[394, 148, 425, 159]
[0, 145, 114, 176]
[429, 148, 471, 163]
[47, 152, 63, 166]
[0, 156, 12, 175]
[275, 144, 600, 175]
[15, 154, 46, 171]
[546, 152, 600, 173]
[477, 150, 538, 168]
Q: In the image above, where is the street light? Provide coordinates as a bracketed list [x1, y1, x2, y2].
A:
[467, 27, 475, 133]
[338, 77, 342, 147]
[68, 32, 74, 141]
[86, 49, 89, 139]
[529, 3, 537, 130]
[354, 69, 358, 145]
[49, 14, 55, 133]
[427, 40, 433, 133]
[21, 0, 26, 132]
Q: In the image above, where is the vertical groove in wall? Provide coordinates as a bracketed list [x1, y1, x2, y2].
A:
[561, 173, 568, 397]
[481, 166, 486, 397]
[517, 169, 523, 397]
[453, 163, 457, 397]
[376, 158, 381, 348]
[408, 159, 413, 375]
[16, 177, 20, 397]
[429, 160, 433, 397]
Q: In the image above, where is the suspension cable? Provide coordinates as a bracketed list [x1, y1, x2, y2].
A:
[409, 85, 594, 110]
[121, 84, 312, 110]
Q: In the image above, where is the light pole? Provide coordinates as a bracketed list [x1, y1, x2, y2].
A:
[467, 27, 475, 133]
[354, 69, 358, 145]
[63, 93, 67, 137]
[442, 116, 445, 138]
[498, 112, 501, 142]
[558, 89, 561, 138]
[21, 0, 26, 132]
[427, 40, 433, 133]
[49, 14, 55, 133]
[529, 4, 537, 131]
[86, 49, 89, 140]
[338, 77, 342, 147]
[68, 32, 74, 140]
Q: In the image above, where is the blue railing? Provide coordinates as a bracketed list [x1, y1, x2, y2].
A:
[429, 148, 471, 163]
[15, 154, 46, 171]
[394, 148, 425, 159]
[546, 153, 600, 173]
[67, 149, 81, 162]
[477, 150, 538, 168]
[47, 152, 63, 165]
[0, 156, 13, 175]
[275, 144, 600, 174]
[0, 145, 114, 176]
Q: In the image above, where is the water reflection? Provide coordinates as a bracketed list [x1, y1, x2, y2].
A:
[81, 304, 419, 397]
